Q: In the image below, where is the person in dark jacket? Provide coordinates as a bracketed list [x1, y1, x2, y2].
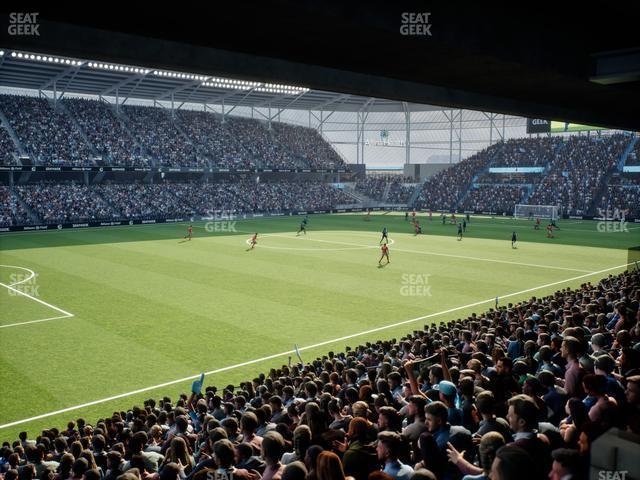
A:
[332, 418, 377, 480]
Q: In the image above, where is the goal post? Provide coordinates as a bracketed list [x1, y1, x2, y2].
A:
[514, 204, 559, 220]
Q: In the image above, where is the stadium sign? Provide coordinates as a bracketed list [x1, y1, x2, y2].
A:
[2, 209, 637, 234]
[0, 165, 351, 174]
[526, 118, 551, 134]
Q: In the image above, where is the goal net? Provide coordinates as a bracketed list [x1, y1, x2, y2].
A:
[514, 204, 559, 220]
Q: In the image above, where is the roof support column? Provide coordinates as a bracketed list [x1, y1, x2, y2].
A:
[449, 109, 454, 164]
[356, 112, 360, 165]
[459, 109, 463, 164]
[404, 103, 411, 166]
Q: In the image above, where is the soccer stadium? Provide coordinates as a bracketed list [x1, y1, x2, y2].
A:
[1, 5, 640, 480]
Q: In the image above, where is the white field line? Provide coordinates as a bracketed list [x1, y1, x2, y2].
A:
[0, 315, 73, 329]
[0, 261, 631, 430]
[0, 265, 37, 287]
[0, 281, 74, 319]
[244, 234, 395, 251]
[235, 230, 593, 273]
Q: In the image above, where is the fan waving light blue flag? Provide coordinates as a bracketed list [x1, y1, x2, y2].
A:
[191, 372, 205, 394]
[294, 344, 304, 366]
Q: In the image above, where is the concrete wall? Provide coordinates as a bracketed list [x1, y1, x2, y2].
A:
[404, 163, 451, 182]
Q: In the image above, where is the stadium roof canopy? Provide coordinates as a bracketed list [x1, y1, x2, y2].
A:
[1, 4, 639, 130]
[0, 49, 443, 113]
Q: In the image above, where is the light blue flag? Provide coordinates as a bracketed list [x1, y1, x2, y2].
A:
[191, 372, 205, 394]
[294, 344, 304, 366]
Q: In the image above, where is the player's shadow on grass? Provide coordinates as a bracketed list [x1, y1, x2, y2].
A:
[377, 263, 388, 269]
[178, 239, 189, 244]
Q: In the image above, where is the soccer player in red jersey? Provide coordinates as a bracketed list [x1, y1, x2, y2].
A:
[535, 217, 541, 230]
[546, 224, 554, 238]
[250, 232, 258, 249]
[379, 242, 390, 265]
[184, 225, 193, 241]
[412, 210, 416, 223]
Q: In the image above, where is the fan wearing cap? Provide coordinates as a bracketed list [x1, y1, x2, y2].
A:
[437, 381, 464, 427]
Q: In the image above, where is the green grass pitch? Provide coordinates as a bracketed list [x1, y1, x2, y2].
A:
[1, 212, 639, 441]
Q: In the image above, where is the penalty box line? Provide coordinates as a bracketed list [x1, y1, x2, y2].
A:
[0, 281, 74, 329]
[0, 261, 631, 430]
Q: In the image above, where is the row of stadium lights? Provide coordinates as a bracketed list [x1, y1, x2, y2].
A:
[154, 70, 208, 81]
[9, 51, 82, 66]
[6, 50, 309, 96]
[88, 62, 150, 74]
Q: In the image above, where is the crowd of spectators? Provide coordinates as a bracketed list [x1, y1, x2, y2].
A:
[595, 176, 640, 219]
[176, 111, 255, 169]
[179, 181, 352, 214]
[0, 126, 18, 165]
[271, 123, 345, 169]
[16, 184, 117, 224]
[461, 186, 528, 214]
[355, 177, 415, 204]
[411, 134, 632, 215]
[0, 95, 93, 166]
[5, 181, 353, 225]
[63, 99, 147, 166]
[121, 106, 201, 168]
[0, 186, 31, 227]
[528, 135, 628, 216]
[0, 95, 345, 170]
[625, 142, 640, 166]
[490, 137, 560, 167]
[414, 145, 500, 211]
[355, 177, 387, 201]
[1, 261, 639, 480]
[225, 117, 295, 169]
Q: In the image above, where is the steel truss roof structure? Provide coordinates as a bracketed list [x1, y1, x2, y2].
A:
[0, 48, 444, 113]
